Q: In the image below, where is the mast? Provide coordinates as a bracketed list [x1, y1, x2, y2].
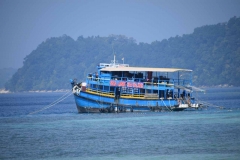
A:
[114, 54, 116, 66]
[178, 71, 180, 98]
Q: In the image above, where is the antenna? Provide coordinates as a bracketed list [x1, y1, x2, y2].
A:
[114, 54, 116, 65]
[112, 45, 117, 66]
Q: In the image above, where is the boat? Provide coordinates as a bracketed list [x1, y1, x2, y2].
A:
[70, 55, 201, 113]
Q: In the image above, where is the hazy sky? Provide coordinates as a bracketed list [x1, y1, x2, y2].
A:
[1, 0, 240, 69]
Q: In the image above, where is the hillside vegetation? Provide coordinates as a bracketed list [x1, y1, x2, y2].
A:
[5, 17, 240, 91]
[0, 68, 16, 89]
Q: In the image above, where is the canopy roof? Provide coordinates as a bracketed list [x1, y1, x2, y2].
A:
[100, 67, 192, 72]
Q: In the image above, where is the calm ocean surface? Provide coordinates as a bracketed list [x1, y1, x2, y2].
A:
[0, 87, 240, 160]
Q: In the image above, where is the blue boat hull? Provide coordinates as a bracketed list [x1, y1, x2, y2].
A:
[73, 91, 186, 113]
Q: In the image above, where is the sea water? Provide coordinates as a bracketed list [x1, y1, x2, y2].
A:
[0, 88, 240, 160]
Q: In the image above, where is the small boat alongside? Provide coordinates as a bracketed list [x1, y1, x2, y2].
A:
[70, 56, 201, 113]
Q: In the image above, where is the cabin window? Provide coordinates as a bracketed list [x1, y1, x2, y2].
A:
[146, 89, 152, 93]
[159, 90, 165, 98]
[104, 85, 109, 91]
[122, 87, 127, 93]
[99, 85, 103, 90]
[139, 88, 145, 94]
[167, 90, 173, 98]
[153, 90, 158, 94]
[127, 88, 133, 93]
[110, 86, 115, 92]
[133, 88, 139, 93]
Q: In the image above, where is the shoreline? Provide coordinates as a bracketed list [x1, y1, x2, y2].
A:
[200, 84, 235, 88]
[0, 89, 71, 94]
[0, 85, 238, 94]
[0, 89, 10, 94]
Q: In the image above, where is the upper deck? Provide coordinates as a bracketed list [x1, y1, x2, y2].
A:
[98, 63, 129, 68]
[84, 56, 193, 99]
[100, 66, 192, 72]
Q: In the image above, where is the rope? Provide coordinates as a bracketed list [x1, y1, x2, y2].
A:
[95, 89, 103, 109]
[168, 99, 173, 111]
[193, 90, 223, 109]
[197, 100, 223, 108]
[28, 90, 72, 115]
[161, 98, 172, 112]
[96, 99, 103, 108]
[49, 90, 72, 106]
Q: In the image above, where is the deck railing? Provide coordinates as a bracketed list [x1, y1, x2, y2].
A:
[86, 88, 115, 97]
[87, 76, 191, 90]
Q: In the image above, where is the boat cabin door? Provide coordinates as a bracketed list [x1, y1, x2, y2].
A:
[115, 87, 121, 102]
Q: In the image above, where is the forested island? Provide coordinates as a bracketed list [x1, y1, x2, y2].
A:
[0, 68, 16, 89]
[4, 16, 240, 92]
